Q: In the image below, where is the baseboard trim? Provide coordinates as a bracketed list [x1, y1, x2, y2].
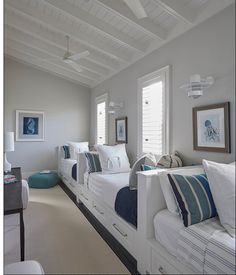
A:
[58, 181, 139, 275]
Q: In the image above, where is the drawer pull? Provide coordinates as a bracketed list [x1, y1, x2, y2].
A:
[158, 266, 166, 275]
[93, 205, 104, 215]
[112, 223, 127, 237]
[81, 193, 88, 201]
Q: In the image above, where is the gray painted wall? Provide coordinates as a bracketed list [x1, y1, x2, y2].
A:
[90, 6, 235, 165]
[5, 58, 91, 174]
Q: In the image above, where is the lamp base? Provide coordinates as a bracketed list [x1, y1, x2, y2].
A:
[4, 152, 12, 173]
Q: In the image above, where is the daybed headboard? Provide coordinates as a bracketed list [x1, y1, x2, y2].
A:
[137, 170, 167, 240]
[137, 165, 204, 240]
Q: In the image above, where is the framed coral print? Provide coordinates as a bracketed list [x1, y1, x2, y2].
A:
[16, 110, 45, 141]
[115, 117, 128, 143]
[192, 102, 230, 152]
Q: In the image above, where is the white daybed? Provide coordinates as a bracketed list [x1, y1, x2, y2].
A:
[77, 162, 201, 274]
[59, 147, 235, 274]
[137, 167, 236, 275]
[57, 146, 87, 195]
[78, 171, 139, 259]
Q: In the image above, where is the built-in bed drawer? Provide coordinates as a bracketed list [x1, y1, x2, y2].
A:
[151, 248, 180, 275]
[78, 187, 91, 208]
[91, 199, 107, 225]
[107, 212, 134, 254]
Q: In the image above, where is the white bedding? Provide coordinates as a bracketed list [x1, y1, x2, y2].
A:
[86, 172, 130, 208]
[154, 210, 236, 274]
[177, 217, 235, 274]
[153, 209, 183, 257]
[60, 159, 77, 179]
[84, 172, 103, 198]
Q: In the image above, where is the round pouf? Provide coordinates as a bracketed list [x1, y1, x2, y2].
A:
[28, 172, 59, 189]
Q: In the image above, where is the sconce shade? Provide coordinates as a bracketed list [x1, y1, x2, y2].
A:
[108, 101, 124, 115]
[180, 74, 214, 99]
[5, 132, 15, 152]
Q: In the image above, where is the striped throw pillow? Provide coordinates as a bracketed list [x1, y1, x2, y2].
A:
[62, 145, 70, 159]
[84, 153, 102, 173]
[168, 173, 217, 227]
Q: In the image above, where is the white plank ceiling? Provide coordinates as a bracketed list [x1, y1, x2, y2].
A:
[4, 0, 234, 88]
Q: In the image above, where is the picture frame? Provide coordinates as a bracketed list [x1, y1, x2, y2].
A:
[192, 102, 230, 152]
[115, 117, 128, 144]
[16, 110, 45, 141]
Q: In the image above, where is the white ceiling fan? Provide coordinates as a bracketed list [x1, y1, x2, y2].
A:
[30, 35, 89, 72]
[62, 35, 89, 73]
[123, 0, 147, 19]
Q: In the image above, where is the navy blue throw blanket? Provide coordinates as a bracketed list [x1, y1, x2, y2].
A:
[115, 187, 137, 228]
[72, 164, 77, 181]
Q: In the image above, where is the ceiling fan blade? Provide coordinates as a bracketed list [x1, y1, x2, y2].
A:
[69, 50, 90, 61]
[123, 0, 147, 19]
[64, 59, 83, 72]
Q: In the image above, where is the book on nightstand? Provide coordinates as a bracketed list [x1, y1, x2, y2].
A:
[4, 174, 17, 184]
[39, 170, 51, 174]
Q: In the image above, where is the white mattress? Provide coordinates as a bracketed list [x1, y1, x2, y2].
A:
[86, 172, 130, 209]
[60, 159, 77, 178]
[153, 209, 184, 257]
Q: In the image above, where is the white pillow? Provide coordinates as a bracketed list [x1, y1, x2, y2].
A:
[159, 166, 204, 214]
[95, 144, 130, 174]
[67, 141, 89, 159]
[203, 160, 235, 238]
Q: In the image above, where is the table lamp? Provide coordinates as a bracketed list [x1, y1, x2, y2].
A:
[4, 132, 15, 172]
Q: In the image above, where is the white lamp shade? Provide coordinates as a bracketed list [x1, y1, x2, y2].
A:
[190, 74, 201, 83]
[5, 132, 15, 152]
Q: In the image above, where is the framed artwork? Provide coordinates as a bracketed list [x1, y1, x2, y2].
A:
[192, 102, 230, 152]
[16, 110, 45, 141]
[115, 117, 128, 143]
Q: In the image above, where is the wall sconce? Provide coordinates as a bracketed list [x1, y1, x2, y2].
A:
[180, 74, 214, 99]
[108, 101, 124, 115]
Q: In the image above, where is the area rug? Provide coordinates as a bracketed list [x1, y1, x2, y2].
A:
[4, 186, 129, 274]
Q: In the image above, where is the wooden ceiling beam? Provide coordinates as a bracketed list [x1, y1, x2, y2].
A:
[5, 38, 101, 82]
[97, 0, 167, 41]
[5, 0, 131, 63]
[156, 0, 196, 24]
[5, 8, 119, 71]
[5, 27, 109, 77]
[45, 0, 147, 52]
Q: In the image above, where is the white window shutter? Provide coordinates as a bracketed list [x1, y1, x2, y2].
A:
[138, 66, 169, 157]
[142, 81, 163, 155]
[97, 101, 106, 145]
[96, 93, 108, 145]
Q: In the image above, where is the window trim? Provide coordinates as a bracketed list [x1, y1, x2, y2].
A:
[137, 66, 170, 157]
[95, 93, 108, 145]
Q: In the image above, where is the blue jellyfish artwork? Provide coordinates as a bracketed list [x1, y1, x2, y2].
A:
[204, 119, 220, 142]
[23, 117, 39, 135]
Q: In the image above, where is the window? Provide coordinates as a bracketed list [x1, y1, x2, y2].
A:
[138, 66, 169, 157]
[96, 93, 108, 145]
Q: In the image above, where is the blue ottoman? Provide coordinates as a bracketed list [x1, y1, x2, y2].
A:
[28, 172, 59, 189]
